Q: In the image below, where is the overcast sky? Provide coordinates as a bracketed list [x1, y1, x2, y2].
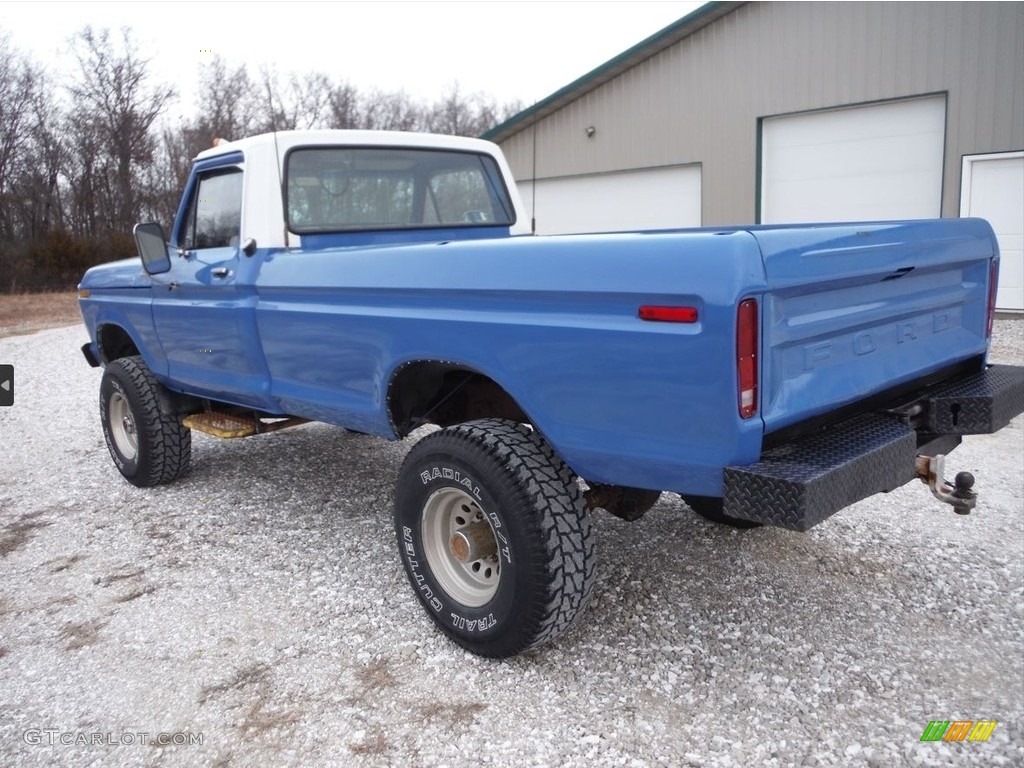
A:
[1, 0, 704, 117]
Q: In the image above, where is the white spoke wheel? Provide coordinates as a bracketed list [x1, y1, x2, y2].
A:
[99, 356, 191, 487]
[421, 488, 501, 607]
[108, 391, 138, 461]
[394, 418, 597, 658]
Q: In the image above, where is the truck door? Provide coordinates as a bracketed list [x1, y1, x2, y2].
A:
[151, 155, 273, 409]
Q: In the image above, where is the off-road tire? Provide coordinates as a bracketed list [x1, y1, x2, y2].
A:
[394, 419, 596, 658]
[99, 356, 191, 487]
[682, 494, 762, 529]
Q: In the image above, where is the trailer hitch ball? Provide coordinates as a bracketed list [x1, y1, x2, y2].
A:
[916, 455, 978, 514]
[954, 471, 975, 497]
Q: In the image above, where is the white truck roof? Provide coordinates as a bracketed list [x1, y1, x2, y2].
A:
[194, 130, 507, 161]
[193, 129, 530, 243]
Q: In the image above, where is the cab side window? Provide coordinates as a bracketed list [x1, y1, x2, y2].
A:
[183, 168, 243, 249]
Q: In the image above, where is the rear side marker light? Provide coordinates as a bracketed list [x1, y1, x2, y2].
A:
[639, 306, 699, 323]
[737, 298, 758, 419]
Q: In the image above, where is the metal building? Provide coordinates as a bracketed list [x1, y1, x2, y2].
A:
[483, 1, 1024, 310]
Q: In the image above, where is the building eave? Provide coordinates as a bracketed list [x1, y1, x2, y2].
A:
[481, 1, 745, 143]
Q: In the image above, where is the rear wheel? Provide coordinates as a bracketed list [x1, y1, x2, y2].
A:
[394, 419, 596, 658]
[682, 495, 763, 529]
[99, 356, 191, 487]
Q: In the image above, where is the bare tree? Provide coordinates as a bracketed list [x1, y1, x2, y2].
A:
[326, 81, 362, 129]
[143, 124, 197, 231]
[289, 71, 334, 128]
[425, 83, 522, 137]
[195, 55, 257, 142]
[8, 68, 67, 239]
[253, 65, 298, 133]
[362, 89, 422, 132]
[67, 26, 176, 234]
[0, 34, 45, 240]
[1, 35, 521, 292]
[250, 67, 341, 132]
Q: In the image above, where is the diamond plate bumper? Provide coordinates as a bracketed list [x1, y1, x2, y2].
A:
[923, 364, 1024, 434]
[723, 364, 1024, 531]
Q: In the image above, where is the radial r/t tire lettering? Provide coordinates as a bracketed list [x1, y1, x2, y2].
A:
[394, 418, 597, 658]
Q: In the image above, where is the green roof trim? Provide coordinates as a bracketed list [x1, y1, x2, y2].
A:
[481, 1, 742, 143]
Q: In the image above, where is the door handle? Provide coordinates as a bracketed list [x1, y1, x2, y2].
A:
[211, 267, 232, 278]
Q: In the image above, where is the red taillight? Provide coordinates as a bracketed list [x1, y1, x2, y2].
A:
[986, 259, 998, 339]
[638, 305, 699, 323]
[737, 298, 758, 419]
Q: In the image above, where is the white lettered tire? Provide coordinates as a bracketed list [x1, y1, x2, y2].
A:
[394, 419, 596, 658]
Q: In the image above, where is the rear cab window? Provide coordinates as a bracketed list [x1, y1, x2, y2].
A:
[285, 147, 514, 233]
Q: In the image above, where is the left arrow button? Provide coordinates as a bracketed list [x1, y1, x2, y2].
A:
[0, 364, 13, 406]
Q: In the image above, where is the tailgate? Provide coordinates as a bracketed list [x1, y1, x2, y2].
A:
[751, 219, 997, 434]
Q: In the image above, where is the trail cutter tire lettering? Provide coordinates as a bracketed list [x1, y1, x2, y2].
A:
[394, 419, 596, 658]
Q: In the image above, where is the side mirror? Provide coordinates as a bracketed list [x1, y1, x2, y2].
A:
[133, 222, 171, 275]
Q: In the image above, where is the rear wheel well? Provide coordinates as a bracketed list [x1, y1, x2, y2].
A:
[388, 362, 528, 437]
[98, 324, 140, 363]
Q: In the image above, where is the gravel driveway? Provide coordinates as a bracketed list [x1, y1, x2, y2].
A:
[1, 320, 1022, 767]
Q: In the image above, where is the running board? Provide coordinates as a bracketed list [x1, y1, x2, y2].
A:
[182, 412, 308, 439]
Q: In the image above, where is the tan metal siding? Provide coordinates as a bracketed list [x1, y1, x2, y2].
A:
[498, 2, 1024, 226]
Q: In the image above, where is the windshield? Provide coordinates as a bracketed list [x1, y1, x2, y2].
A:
[285, 147, 515, 233]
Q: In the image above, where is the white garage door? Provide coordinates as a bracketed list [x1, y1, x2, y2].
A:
[760, 96, 946, 224]
[961, 152, 1024, 312]
[517, 165, 701, 235]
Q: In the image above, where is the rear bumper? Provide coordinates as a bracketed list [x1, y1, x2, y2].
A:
[723, 364, 1024, 531]
[923, 364, 1024, 434]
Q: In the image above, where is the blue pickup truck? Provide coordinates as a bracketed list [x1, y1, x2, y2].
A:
[79, 130, 1024, 657]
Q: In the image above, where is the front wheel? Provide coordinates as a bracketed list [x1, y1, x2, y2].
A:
[394, 419, 596, 658]
[99, 356, 191, 487]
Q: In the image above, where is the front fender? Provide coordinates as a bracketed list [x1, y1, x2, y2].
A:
[80, 289, 167, 378]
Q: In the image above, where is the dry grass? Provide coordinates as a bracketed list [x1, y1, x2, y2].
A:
[0, 291, 81, 339]
[197, 662, 302, 739]
[415, 701, 488, 729]
[355, 658, 397, 690]
[198, 662, 272, 705]
[58, 618, 107, 650]
[43, 553, 89, 573]
[95, 565, 146, 586]
[112, 584, 157, 604]
[0, 511, 53, 557]
[348, 731, 390, 757]
[238, 697, 303, 737]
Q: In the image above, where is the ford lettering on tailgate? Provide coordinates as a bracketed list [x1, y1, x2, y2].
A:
[802, 309, 959, 371]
